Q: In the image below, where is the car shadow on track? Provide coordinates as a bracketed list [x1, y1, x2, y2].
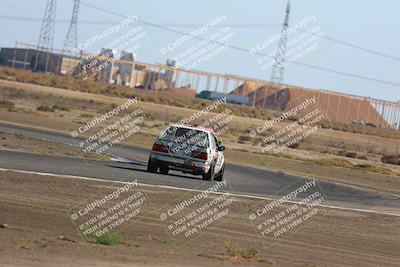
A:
[106, 164, 202, 181]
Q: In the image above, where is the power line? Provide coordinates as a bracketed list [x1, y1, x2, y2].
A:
[323, 35, 400, 62]
[79, 1, 400, 88]
[0, 15, 125, 24]
[2, 14, 400, 62]
[297, 28, 400, 63]
[79, 2, 400, 64]
[3, 2, 394, 87]
[0, 15, 280, 27]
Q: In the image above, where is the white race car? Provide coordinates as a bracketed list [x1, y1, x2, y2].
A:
[147, 124, 225, 181]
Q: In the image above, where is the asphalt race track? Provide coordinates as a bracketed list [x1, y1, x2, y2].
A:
[0, 122, 399, 215]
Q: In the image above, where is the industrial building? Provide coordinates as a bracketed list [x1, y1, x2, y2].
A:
[0, 47, 79, 74]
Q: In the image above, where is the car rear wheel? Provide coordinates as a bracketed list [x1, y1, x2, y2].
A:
[159, 165, 169, 174]
[214, 165, 224, 181]
[202, 162, 215, 181]
[147, 159, 158, 173]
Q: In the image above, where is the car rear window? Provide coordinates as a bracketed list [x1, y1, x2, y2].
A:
[160, 127, 209, 147]
[160, 126, 177, 141]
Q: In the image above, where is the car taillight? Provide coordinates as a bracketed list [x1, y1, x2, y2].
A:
[191, 151, 208, 160]
[152, 144, 168, 153]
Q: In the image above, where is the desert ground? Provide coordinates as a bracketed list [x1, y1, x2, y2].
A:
[1, 170, 399, 267]
[0, 78, 399, 267]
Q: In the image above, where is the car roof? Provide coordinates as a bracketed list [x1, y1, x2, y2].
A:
[169, 124, 214, 134]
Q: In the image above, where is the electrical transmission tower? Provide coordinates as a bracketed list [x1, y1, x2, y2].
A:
[38, 0, 57, 50]
[271, 0, 290, 83]
[63, 0, 80, 53]
[261, 0, 291, 108]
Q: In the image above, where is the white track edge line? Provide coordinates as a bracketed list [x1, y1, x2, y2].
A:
[0, 167, 399, 217]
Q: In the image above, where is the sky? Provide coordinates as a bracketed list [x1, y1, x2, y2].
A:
[0, 0, 399, 102]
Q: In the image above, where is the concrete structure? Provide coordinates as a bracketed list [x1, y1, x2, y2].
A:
[97, 48, 115, 83]
[164, 59, 177, 87]
[119, 51, 135, 86]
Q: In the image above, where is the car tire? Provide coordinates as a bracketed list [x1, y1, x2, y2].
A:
[147, 159, 158, 173]
[214, 165, 224, 181]
[159, 165, 169, 174]
[202, 161, 215, 181]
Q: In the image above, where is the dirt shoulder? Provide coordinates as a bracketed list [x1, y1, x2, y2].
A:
[0, 131, 105, 161]
[0, 170, 399, 267]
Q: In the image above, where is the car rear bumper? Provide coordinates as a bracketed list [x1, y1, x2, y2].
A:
[149, 152, 211, 175]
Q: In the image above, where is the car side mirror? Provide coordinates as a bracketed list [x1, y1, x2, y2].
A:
[218, 146, 225, 151]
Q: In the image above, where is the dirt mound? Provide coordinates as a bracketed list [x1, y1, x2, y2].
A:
[230, 81, 262, 97]
[230, 81, 387, 127]
[231, 82, 282, 107]
[248, 84, 282, 107]
[265, 88, 387, 127]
